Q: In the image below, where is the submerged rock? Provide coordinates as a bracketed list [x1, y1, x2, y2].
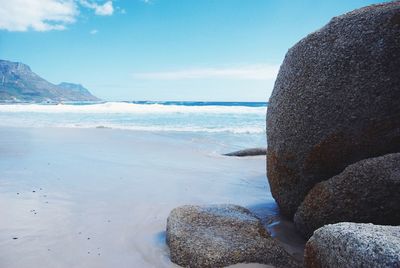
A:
[166, 204, 299, 268]
[266, 1, 400, 217]
[304, 223, 400, 268]
[224, 148, 267, 157]
[294, 153, 400, 238]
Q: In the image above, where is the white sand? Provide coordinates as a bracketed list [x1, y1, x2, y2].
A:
[0, 127, 304, 267]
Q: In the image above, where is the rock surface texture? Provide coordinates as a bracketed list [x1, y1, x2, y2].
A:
[166, 205, 299, 268]
[294, 153, 400, 238]
[304, 223, 400, 268]
[266, 1, 400, 217]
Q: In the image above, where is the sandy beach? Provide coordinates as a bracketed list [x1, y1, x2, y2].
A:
[0, 127, 304, 268]
[2, 1, 398, 267]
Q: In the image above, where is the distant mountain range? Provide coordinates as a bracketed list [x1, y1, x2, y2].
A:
[0, 60, 100, 102]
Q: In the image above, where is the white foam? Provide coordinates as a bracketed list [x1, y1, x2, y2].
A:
[81, 124, 265, 134]
[0, 102, 266, 134]
[0, 119, 265, 134]
[0, 102, 266, 115]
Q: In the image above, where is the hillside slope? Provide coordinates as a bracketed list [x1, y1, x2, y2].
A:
[0, 60, 100, 102]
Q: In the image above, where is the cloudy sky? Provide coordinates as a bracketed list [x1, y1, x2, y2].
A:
[0, 0, 385, 101]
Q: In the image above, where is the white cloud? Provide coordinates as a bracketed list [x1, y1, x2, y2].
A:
[0, 0, 78, 31]
[90, 29, 98, 34]
[0, 0, 116, 32]
[132, 64, 279, 81]
[80, 0, 113, 16]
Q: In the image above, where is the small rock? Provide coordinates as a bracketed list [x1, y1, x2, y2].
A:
[224, 148, 267, 157]
[304, 223, 400, 268]
[166, 204, 299, 268]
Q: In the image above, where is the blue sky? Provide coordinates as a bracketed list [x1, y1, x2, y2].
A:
[0, 0, 386, 101]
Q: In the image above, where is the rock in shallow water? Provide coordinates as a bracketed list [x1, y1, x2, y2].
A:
[166, 204, 299, 268]
[266, 1, 400, 218]
[294, 153, 400, 238]
[224, 148, 267, 157]
[304, 222, 400, 268]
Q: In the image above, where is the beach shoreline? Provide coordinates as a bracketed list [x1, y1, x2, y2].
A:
[0, 126, 304, 268]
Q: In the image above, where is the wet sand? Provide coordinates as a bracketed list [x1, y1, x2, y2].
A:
[0, 127, 304, 267]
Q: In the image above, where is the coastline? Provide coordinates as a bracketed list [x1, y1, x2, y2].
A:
[0, 126, 303, 268]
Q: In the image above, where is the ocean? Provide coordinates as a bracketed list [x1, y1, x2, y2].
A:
[0, 101, 267, 151]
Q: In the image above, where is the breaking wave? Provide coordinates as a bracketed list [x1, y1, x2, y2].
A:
[0, 102, 266, 134]
[0, 102, 266, 115]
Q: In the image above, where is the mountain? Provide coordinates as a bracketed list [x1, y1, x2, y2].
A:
[0, 60, 100, 102]
[57, 82, 99, 101]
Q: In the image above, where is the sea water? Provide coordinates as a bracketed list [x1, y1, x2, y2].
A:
[0, 101, 267, 151]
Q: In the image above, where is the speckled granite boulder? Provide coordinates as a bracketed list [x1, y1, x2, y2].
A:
[267, 1, 400, 218]
[304, 223, 400, 268]
[166, 205, 299, 268]
[294, 153, 400, 238]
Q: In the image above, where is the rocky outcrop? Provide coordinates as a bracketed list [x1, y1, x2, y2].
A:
[294, 153, 400, 238]
[224, 148, 267, 157]
[0, 59, 100, 102]
[266, 1, 400, 218]
[304, 223, 400, 268]
[57, 82, 99, 101]
[166, 205, 299, 268]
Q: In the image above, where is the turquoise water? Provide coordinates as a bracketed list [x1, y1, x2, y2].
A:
[0, 101, 267, 150]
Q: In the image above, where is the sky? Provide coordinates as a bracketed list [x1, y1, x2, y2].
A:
[0, 0, 387, 101]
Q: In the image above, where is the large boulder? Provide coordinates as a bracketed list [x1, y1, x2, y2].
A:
[294, 153, 400, 238]
[304, 222, 400, 268]
[266, 1, 400, 217]
[166, 204, 299, 268]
